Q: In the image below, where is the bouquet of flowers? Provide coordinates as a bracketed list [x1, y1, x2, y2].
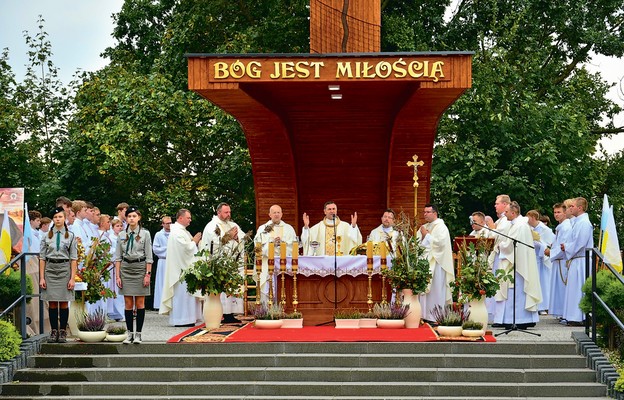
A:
[451, 239, 513, 303]
[75, 237, 115, 304]
[381, 212, 432, 294]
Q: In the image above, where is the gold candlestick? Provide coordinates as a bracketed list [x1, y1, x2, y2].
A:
[268, 242, 275, 306]
[280, 242, 287, 307]
[380, 242, 388, 304]
[292, 242, 299, 313]
[366, 241, 373, 312]
[254, 242, 262, 306]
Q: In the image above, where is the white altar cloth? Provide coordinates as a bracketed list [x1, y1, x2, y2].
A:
[267, 255, 392, 277]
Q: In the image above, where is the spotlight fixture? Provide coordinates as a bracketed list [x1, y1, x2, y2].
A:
[331, 94, 342, 100]
[328, 85, 340, 91]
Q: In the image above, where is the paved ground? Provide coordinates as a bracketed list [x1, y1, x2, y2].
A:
[129, 310, 584, 343]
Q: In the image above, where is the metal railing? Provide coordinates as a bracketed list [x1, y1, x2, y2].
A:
[586, 247, 624, 343]
[0, 252, 45, 339]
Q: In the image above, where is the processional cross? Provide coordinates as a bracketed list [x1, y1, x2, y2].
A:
[406, 155, 424, 219]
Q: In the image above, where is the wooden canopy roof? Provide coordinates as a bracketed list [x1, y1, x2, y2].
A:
[187, 52, 472, 234]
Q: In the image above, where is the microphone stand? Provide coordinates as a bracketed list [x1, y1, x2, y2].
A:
[333, 215, 338, 315]
[471, 219, 540, 337]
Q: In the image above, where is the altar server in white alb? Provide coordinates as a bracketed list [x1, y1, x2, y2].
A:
[560, 197, 593, 326]
[416, 204, 455, 322]
[301, 201, 362, 256]
[526, 210, 555, 314]
[545, 201, 573, 318]
[494, 201, 542, 327]
[253, 205, 297, 301]
[369, 208, 399, 254]
[200, 202, 246, 323]
[160, 209, 203, 327]
[152, 216, 172, 311]
[485, 194, 512, 321]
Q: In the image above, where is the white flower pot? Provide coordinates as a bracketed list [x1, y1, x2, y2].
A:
[335, 319, 360, 329]
[204, 293, 223, 330]
[401, 289, 422, 328]
[462, 329, 485, 337]
[376, 319, 405, 329]
[105, 333, 127, 342]
[359, 318, 377, 328]
[255, 319, 283, 329]
[77, 330, 107, 342]
[281, 318, 303, 328]
[437, 325, 463, 337]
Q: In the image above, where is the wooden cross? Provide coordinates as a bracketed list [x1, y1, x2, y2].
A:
[406, 155, 425, 219]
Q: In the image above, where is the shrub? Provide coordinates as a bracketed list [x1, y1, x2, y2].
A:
[0, 268, 33, 309]
[0, 320, 22, 362]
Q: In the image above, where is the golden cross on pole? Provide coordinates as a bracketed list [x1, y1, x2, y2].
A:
[406, 155, 424, 219]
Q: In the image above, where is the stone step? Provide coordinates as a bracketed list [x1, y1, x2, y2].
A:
[0, 381, 609, 398]
[28, 353, 588, 369]
[0, 397, 613, 400]
[38, 341, 578, 356]
[13, 367, 597, 383]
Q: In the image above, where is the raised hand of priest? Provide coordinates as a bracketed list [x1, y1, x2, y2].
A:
[302, 212, 310, 228]
[228, 226, 238, 240]
[419, 225, 428, 237]
[192, 232, 202, 244]
[351, 211, 357, 227]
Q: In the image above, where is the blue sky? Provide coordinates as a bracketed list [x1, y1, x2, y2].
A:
[1, 0, 622, 153]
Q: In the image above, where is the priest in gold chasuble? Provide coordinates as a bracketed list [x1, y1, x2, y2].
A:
[301, 201, 362, 256]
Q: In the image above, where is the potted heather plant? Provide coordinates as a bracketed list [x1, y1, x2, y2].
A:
[281, 310, 303, 329]
[374, 303, 409, 329]
[76, 308, 107, 342]
[105, 324, 128, 342]
[359, 310, 377, 329]
[431, 304, 468, 337]
[253, 303, 284, 329]
[461, 320, 485, 337]
[334, 308, 363, 329]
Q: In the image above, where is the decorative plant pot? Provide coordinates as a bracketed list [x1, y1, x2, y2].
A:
[204, 293, 223, 330]
[467, 298, 488, 330]
[77, 330, 107, 342]
[437, 325, 463, 337]
[462, 329, 485, 337]
[67, 300, 86, 337]
[376, 319, 405, 329]
[281, 318, 304, 328]
[359, 318, 378, 328]
[335, 319, 360, 329]
[255, 319, 283, 329]
[401, 289, 422, 328]
[105, 333, 127, 342]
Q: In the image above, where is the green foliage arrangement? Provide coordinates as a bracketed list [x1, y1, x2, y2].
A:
[106, 324, 127, 335]
[282, 311, 302, 319]
[462, 320, 484, 330]
[75, 237, 115, 304]
[181, 247, 246, 297]
[0, 320, 22, 361]
[334, 308, 363, 319]
[0, 268, 33, 309]
[76, 308, 106, 332]
[451, 239, 513, 303]
[382, 213, 432, 293]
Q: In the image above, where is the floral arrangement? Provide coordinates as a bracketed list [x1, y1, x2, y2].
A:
[431, 304, 469, 326]
[451, 239, 513, 304]
[181, 235, 250, 296]
[252, 303, 283, 320]
[77, 308, 106, 331]
[75, 237, 115, 304]
[373, 303, 410, 319]
[381, 212, 432, 293]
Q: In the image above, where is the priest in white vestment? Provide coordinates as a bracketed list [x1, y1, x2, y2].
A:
[159, 209, 203, 327]
[152, 216, 172, 311]
[494, 201, 541, 327]
[468, 211, 491, 238]
[485, 195, 512, 321]
[301, 201, 362, 256]
[546, 202, 572, 318]
[527, 210, 555, 313]
[254, 205, 297, 301]
[416, 204, 455, 322]
[369, 209, 399, 254]
[200, 202, 246, 322]
[560, 197, 594, 325]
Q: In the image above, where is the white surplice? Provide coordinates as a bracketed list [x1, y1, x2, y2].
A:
[253, 220, 297, 301]
[532, 222, 555, 312]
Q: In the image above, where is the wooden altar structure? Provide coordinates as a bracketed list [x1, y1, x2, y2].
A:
[186, 0, 473, 234]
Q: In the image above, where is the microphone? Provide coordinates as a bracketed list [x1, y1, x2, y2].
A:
[469, 216, 475, 225]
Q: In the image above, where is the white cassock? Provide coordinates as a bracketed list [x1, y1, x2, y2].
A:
[562, 213, 593, 323]
[495, 217, 541, 325]
[200, 216, 246, 314]
[532, 222, 555, 312]
[152, 228, 170, 310]
[107, 232, 125, 320]
[548, 219, 572, 317]
[159, 222, 203, 326]
[301, 217, 362, 256]
[253, 220, 297, 301]
[417, 218, 454, 321]
[369, 225, 399, 255]
[486, 216, 511, 321]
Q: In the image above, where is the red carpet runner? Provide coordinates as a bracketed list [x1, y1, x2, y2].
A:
[168, 323, 496, 343]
